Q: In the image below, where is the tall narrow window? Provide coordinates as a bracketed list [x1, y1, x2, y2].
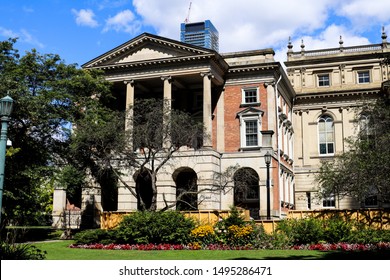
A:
[238, 107, 263, 149]
[245, 120, 258, 146]
[306, 192, 311, 210]
[318, 115, 334, 155]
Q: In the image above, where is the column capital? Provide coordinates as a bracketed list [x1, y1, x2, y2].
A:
[200, 71, 214, 79]
[124, 80, 135, 86]
[161, 75, 172, 83]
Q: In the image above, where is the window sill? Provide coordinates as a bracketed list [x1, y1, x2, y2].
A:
[310, 154, 334, 159]
[239, 146, 261, 151]
[240, 102, 261, 108]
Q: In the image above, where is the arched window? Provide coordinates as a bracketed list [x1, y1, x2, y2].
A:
[318, 115, 334, 155]
[173, 167, 198, 211]
[233, 167, 260, 219]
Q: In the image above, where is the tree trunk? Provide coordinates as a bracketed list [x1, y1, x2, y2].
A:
[149, 172, 158, 211]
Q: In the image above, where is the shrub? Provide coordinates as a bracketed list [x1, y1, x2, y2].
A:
[225, 224, 254, 246]
[190, 225, 216, 245]
[277, 218, 324, 245]
[348, 227, 390, 244]
[116, 211, 195, 245]
[323, 217, 354, 244]
[73, 229, 115, 245]
[219, 206, 246, 228]
[0, 242, 46, 260]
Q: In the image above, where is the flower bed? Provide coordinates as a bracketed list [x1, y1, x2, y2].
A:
[69, 242, 390, 251]
[69, 243, 254, 250]
[292, 242, 390, 251]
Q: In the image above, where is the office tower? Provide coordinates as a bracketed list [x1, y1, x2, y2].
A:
[180, 20, 219, 51]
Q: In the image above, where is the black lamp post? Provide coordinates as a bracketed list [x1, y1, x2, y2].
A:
[264, 151, 272, 220]
[0, 95, 14, 225]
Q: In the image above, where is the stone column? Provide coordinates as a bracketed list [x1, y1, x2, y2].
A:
[161, 76, 172, 148]
[52, 187, 67, 228]
[216, 88, 225, 151]
[201, 72, 214, 147]
[124, 80, 135, 150]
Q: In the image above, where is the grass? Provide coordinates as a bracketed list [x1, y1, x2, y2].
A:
[32, 241, 390, 260]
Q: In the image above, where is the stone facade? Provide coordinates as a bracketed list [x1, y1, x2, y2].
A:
[285, 33, 390, 210]
[52, 30, 390, 228]
[80, 33, 295, 220]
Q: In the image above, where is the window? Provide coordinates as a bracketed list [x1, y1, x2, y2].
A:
[364, 195, 378, 207]
[242, 88, 259, 105]
[358, 70, 370, 84]
[318, 115, 334, 155]
[359, 114, 374, 139]
[245, 120, 258, 146]
[306, 192, 311, 210]
[323, 193, 336, 208]
[238, 108, 263, 149]
[318, 74, 330, 87]
[364, 186, 378, 207]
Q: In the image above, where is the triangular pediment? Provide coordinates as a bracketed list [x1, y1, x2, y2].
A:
[236, 107, 264, 117]
[82, 33, 215, 68]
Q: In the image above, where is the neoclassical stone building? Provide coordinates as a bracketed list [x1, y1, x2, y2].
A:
[52, 29, 390, 228]
[75, 33, 295, 221]
[286, 32, 390, 210]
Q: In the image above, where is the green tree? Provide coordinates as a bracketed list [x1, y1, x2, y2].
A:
[0, 39, 112, 226]
[316, 90, 390, 205]
[71, 98, 205, 211]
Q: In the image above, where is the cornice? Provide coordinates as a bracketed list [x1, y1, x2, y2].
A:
[227, 63, 278, 74]
[82, 32, 215, 69]
[294, 89, 380, 101]
[89, 53, 217, 70]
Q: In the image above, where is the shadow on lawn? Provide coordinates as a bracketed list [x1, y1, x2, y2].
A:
[231, 250, 390, 260]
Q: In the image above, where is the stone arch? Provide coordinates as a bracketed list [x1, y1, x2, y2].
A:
[133, 168, 153, 210]
[233, 167, 260, 219]
[173, 167, 198, 210]
[312, 109, 337, 123]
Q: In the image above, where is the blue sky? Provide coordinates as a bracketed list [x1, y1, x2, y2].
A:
[1, 0, 390, 66]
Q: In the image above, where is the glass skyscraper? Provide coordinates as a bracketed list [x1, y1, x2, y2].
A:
[180, 20, 219, 52]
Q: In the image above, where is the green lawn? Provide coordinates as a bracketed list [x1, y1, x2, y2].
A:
[33, 241, 390, 260]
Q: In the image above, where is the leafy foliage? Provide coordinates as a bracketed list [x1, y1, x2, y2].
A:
[0, 39, 112, 226]
[276, 218, 324, 245]
[216, 206, 247, 228]
[276, 217, 390, 245]
[73, 229, 115, 245]
[71, 97, 206, 211]
[316, 93, 390, 204]
[0, 242, 46, 260]
[115, 211, 196, 244]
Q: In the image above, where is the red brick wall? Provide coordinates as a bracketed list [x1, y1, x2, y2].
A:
[222, 83, 268, 152]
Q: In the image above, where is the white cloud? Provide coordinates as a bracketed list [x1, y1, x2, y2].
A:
[0, 27, 19, 38]
[20, 29, 45, 49]
[133, 0, 342, 52]
[72, 9, 99, 28]
[338, 0, 390, 22]
[122, 0, 389, 63]
[103, 9, 141, 34]
[0, 27, 44, 49]
[274, 24, 371, 63]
